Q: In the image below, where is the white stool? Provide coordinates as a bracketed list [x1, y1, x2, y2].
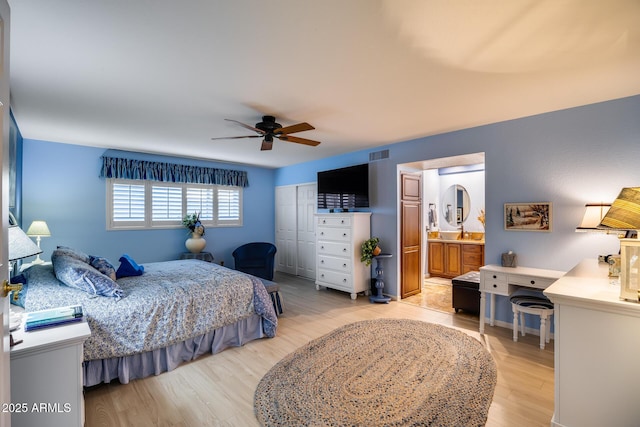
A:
[510, 289, 554, 350]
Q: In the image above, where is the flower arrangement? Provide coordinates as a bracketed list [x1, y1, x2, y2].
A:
[477, 209, 485, 229]
[182, 212, 205, 236]
[360, 237, 381, 266]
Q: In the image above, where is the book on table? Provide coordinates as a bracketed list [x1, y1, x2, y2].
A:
[25, 304, 83, 331]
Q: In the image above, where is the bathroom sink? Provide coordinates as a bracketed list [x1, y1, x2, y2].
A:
[439, 231, 461, 240]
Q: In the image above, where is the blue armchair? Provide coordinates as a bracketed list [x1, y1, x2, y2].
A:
[232, 242, 277, 281]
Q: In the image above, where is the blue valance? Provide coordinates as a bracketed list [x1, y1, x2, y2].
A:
[100, 156, 249, 187]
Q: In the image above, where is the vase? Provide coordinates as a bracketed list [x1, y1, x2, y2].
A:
[185, 232, 206, 254]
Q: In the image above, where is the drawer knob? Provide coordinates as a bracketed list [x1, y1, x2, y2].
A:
[343, 233, 347, 237]
[321, 260, 324, 264]
[493, 275, 497, 279]
[322, 219, 326, 224]
[321, 274, 325, 278]
[530, 280, 535, 285]
[493, 284, 497, 288]
[343, 278, 347, 282]
[343, 263, 347, 267]
[321, 246, 325, 249]
[321, 231, 324, 235]
[343, 248, 347, 252]
[341, 220, 345, 223]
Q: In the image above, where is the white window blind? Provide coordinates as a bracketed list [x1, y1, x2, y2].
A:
[186, 187, 214, 221]
[152, 185, 183, 222]
[112, 182, 145, 222]
[107, 179, 242, 230]
[217, 188, 241, 222]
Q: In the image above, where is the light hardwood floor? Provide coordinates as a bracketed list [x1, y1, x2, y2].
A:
[85, 273, 554, 426]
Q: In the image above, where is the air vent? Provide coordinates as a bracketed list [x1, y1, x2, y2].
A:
[369, 149, 389, 162]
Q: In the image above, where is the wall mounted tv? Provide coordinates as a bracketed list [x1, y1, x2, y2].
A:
[317, 163, 369, 211]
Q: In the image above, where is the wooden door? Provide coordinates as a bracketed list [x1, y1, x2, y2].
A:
[400, 172, 422, 298]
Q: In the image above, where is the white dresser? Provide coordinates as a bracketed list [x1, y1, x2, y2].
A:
[544, 259, 640, 427]
[315, 212, 372, 299]
[10, 317, 91, 427]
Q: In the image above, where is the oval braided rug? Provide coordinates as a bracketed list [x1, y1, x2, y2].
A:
[254, 319, 497, 427]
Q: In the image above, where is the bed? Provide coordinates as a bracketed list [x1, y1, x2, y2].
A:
[18, 253, 277, 387]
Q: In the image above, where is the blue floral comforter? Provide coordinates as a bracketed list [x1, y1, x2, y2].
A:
[23, 260, 277, 360]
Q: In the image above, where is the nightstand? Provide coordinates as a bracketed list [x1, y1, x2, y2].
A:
[179, 251, 214, 262]
[10, 316, 91, 427]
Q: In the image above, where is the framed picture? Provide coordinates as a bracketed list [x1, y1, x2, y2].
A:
[504, 202, 552, 231]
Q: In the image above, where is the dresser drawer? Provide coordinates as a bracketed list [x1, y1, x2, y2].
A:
[317, 268, 353, 290]
[318, 255, 352, 272]
[318, 241, 351, 257]
[509, 274, 556, 289]
[317, 216, 351, 227]
[481, 271, 509, 295]
[317, 227, 352, 242]
[463, 252, 483, 265]
[462, 244, 483, 254]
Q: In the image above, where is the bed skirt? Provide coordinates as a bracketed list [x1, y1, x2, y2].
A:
[83, 314, 265, 387]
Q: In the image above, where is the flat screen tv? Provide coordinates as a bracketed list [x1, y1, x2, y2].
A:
[317, 163, 369, 210]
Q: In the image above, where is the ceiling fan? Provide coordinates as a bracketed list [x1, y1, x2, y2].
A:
[211, 115, 321, 151]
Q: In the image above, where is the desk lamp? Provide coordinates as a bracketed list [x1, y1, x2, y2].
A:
[26, 220, 51, 264]
[598, 187, 640, 302]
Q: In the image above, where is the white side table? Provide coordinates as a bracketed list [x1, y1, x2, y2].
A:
[10, 316, 91, 427]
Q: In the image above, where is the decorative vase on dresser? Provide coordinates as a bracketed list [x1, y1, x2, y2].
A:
[315, 212, 372, 300]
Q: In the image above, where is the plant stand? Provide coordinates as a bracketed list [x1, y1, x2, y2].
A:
[369, 253, 392, 303]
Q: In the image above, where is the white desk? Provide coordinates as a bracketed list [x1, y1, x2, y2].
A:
[479, 264, 565, 334]
[545, 259, 640, 427]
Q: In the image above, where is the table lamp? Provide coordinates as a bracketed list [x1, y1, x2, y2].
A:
[576, 203, 611, 232]
[598, 187, 640, 301]
[7, 224, 42, 280]
[26, 220, 51, 264]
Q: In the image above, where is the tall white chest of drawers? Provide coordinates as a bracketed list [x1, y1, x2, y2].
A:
[315, 212, 372, 300]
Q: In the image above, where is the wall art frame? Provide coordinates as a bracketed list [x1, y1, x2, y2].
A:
[504, 202, 552, 232]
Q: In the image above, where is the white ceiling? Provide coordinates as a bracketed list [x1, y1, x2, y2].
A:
[8, 0, 640, 169]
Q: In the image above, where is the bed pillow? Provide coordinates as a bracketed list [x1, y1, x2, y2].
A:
[89, 255, 117, 281]
[116, 254, 144, 279]
[52, 252, 123, 299]
[55, 246, 91, 264]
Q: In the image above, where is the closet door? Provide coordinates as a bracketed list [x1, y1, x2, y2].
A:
[275, 186, 297, 274]
[296, 184, 316, 279]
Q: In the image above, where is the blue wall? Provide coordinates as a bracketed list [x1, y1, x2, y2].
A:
[21, 140, 276, 267]
[275, 95, 640, 324]
[20, 95, 640, 327]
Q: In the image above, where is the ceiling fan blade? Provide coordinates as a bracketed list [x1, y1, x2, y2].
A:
[211, 135, 261, 140]
[224, 118, 265, 134]
[277, 134, 321, 147]
[260, 139, 273, 151]
[275, 122, 315, 135]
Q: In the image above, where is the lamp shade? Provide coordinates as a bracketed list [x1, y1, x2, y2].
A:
[598, 187, 640, 230]
[576, 204, 611, 232]
[26, 220, 51, 237]
[8, 225, 43, 261]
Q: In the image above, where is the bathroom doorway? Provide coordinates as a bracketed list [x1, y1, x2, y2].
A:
[398, 152, 485, 314]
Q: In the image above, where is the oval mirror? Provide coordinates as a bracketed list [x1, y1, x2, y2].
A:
[441, 184, 470, 226]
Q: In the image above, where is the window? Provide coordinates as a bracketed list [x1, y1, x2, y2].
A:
[107, 179, 242, 230]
